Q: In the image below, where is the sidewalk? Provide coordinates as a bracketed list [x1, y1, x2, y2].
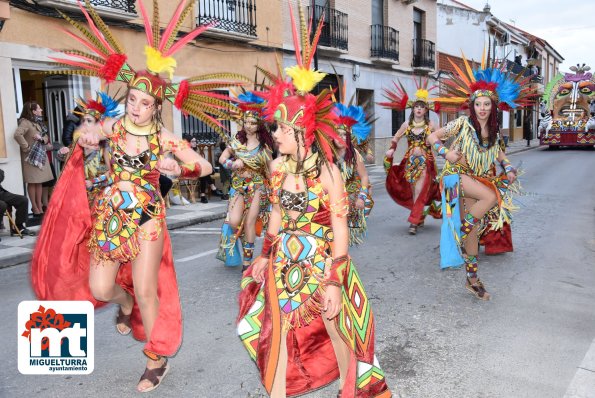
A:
[0, 199, 229, 269]
[0, 139, 539, 269]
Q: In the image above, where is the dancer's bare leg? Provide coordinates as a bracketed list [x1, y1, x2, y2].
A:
[131, 220, 166, 392]
[322, 315, 351, 389]
[88, 257, 133, 334]
[243, 190, 262, 244]
[227, 193, 245, 230]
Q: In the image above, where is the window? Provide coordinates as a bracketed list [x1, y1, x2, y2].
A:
[392, 109, 405, 134]
[371, 0, 384, 26]
[515, 110, 523, 127]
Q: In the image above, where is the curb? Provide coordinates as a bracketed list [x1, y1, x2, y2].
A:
[0, 211, 227, 269]
[167, 211, 227, 230]
[506, 145, 541, 155]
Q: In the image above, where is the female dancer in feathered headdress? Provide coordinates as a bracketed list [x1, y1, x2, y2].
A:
[217, 89, 275, 270]
[333, 84, 375, 245]
[236, 3, 391, 397]
[379, 77, 442, 235]
[31, 0, 245, 391]
[428, 51, 536, 300]
[57, 92, 121, 205]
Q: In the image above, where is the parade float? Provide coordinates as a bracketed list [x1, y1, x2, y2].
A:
[539, 64, 595, 147]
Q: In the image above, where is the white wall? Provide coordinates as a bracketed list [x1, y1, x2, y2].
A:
[437, 4, 487, 60]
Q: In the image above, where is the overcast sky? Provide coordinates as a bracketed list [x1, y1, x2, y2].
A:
[451, 0, 595, 73]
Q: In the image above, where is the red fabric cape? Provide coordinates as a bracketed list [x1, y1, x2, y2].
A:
[30, 145, 182, 357]
[385, 152, 441, 224]
[481, 222, 513, 255]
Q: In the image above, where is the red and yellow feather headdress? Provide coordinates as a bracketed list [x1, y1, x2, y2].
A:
[260, 2, 341, 165]
[50, 0, 247, 135]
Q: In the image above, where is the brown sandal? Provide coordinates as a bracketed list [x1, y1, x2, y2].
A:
[465, 277, 491, 301]
[337, 389, 342, 398]
[138, 358, 169, 393]
[116, 307, 131, 336]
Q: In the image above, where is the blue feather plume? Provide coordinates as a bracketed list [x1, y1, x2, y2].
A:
[334, 103, 372, 144]
[97, 91, 121, 119]
[473, 68, 521, 109]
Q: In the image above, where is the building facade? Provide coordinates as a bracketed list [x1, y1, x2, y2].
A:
[280, 0, 439, 164]
[437, 0, 563, 142]
[0, 0, 281, 194]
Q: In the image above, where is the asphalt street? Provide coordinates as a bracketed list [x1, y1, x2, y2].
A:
[0, 146, 594, 398]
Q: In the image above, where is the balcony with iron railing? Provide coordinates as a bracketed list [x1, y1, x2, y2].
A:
[505, 59, 542, 80]
[197, 0, 257, 41]
[36, 0, 136, 21]
[308, 5, 348, 52]
[370, 25, 399, 62]
[412, 38, 435, 70]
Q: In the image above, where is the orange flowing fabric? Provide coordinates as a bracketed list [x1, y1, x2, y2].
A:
[30, 145, 182, 357]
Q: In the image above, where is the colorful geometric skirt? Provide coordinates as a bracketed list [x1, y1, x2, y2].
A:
[237, 232, 392, 397]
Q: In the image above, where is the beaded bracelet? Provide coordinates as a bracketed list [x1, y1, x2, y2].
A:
[358, 186, 369, 201]
[91, 174, 107, 186]
[500, 158, 515, 174]
[329, 192, 349, 218]
[260, 232, 276, 258]
[223, 158, 233, 170]
[432, 141, 449, 158]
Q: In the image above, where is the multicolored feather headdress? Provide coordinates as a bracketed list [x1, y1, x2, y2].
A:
[51, 0, 246, 135]
[74, 91, 121, 121]
[330, 72, 373, 145]
[260, 2, 341, 165]
[378, 76, 441, 113]
[434, 50, 537, 111]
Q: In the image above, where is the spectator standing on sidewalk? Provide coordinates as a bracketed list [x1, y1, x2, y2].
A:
[0, 168, 36, 238]
[62, 106, 82, 147]
[188, 136, 222, 203]
[13, 101, 53, 217]
[523, 112, 533, 147]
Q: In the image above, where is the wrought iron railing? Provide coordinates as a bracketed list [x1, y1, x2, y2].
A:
[87, 0, 136, 13]
[412, 38, 435, 69]
[370, 25, 398, 61]
[308, 5, 348, 51]
[182, 116, 230, 145]
[197, 0, 257, 37]
[504, 59, 543, 82]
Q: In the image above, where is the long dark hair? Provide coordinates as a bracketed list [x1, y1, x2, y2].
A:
[469, 98, 499, 147]
[408, 101, 430, 126]
[19, 101, 40, 123]
[236, 121, 274, 150]
[342, 128, 356, 167]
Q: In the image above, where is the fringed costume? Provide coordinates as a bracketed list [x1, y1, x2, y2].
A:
[218, 90, 273, 267]
[379, 78, 441, 231]
[334, 101, 374, 246]
[31, 0, 244, 362]
[437, 116, 520, 268]
[431, 51, 535, 299]
[236, 4, 391, 397]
